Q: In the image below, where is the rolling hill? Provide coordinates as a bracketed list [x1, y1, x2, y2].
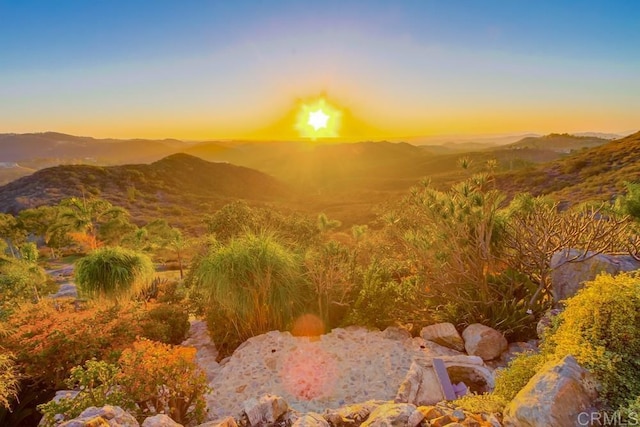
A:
[0, 153, 292, 229]
[495, 131, 640, 204]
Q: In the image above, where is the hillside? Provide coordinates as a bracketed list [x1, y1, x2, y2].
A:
[499, 133, 609, 152]
[0, 132, 181, 165]
[0, 153, 291, 229]
[495, 131, 640, 203]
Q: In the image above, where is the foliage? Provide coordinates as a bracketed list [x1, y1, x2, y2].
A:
[504, 193, 629, 305]
[545, 272, 640, 409]
[0, 213, 25, 258]
[617, 181, 640, 220]
[19, 242, 39, 263]
[345, 259, 430, 332]
[139, 304, 190, 345]
[118, 339, 208, 425]
[304, 241, 355, 327]
[37, 360, 130, 427]
[190, 231, 309, 357]
[1, 300, 143, 392]
[75, 247, 155, 302]
[454, 392, 506, 414]
[493, 351, 546, 402]
[0, 258, 53, 318]
[0, 352, 19, 410]
[54, 197, 129, 251]
[204, 200, 319, 246]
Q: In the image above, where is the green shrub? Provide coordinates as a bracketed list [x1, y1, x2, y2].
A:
[454, 393, 506, 414]
[0, 258, 54, 318]
[493, 351, 546, 402]
[345, 259, 430, 332]
[140, 304, 190, 345]
[190, 232, 309, 358]
[75, 247, 155, 302]
[545, 272, 640, 409]
[37, 360, 130, 427]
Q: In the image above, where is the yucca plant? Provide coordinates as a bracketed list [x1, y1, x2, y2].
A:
[75, 247, 154, 302]
[190, 231, 309, 356]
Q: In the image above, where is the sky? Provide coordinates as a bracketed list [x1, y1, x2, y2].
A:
[1, 0, 639, 141]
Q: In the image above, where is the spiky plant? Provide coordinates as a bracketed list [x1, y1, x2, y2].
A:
[75, 247, 154, 302]
[190, 231, 308, 355]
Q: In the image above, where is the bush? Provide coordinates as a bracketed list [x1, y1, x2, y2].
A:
[1, 300, 143, 392]
[190, 232, 309, 358]
[0, 352, 19, 410]
[454, 393, 506, 414]
[118, 339, 208, 425]
[345, 259, 430, 333]
[75, 247, 155, 302]
[39, 340, 208, 426]
[38, 360, 130, 426]
[0, 258, 54, 318]
[140, 304, 190, 345]
[493, 351, 546, 402]
[545, 272, 640, 409]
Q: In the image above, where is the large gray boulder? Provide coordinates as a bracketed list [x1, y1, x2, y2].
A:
[551, 249, 640, 303]
[503, 355, 598, 427]
[59, 406, 139, 427]
[462, 324, 508, 361]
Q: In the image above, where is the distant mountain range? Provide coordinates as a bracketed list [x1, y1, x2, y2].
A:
[1, 131, 636, 227]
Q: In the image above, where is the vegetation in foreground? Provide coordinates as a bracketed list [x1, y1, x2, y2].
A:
[0, 155, 639, 425]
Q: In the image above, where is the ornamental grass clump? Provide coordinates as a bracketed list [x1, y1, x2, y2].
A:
[75, 247, 154, 302]
[189, 231, 309, 357]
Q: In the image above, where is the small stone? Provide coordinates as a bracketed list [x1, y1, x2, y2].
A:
[361, 403, 416, 427]
[415, 406, 443, 420]
[429, 415, 454, 427]
[293, 413, 329, 427]
[407, 409, 425, 427]
[451, 409, 466, 421]
[196, 416, 238, 427]
[141, 414, 183, 427]
[243, 394, 289, 426]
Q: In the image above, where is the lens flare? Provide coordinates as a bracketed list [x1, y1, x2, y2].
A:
[295, 98, 341, 140]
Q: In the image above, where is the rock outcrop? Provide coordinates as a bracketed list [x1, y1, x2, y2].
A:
[59, 405, 139, 427]
[461, 324, 508, 361]
[502, 355, 598, 427]
[550, 249, 640, 303]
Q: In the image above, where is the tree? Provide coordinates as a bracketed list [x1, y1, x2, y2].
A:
[75, 247, 155, 302]
[55, 197, 128, 251]
[0, 213, 25, 258]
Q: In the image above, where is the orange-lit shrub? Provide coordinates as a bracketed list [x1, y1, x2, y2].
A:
[118, 339, 208, 425]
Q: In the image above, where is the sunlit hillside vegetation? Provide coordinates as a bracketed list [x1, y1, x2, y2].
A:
[1, 130, 640, 424]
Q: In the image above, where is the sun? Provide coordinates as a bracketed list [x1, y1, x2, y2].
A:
[295, 98, 341, 140]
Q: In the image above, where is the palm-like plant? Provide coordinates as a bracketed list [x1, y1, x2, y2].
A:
[75, 247, 154, 302]
[57, 197, 128, 250]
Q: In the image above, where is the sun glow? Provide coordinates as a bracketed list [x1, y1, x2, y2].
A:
[295, 98, 341, 140]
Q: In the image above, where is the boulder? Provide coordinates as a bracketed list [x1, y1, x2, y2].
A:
[323, 400, 385, 426]
[360, 403, 417, 427]
[242, 394, 289, 426]
[503, 355, 598, 427]
[551, 249, 640, 303]
[395, 361, 446, 406]
[196, 417, 238, 427]
[59, 406, 139, 427]
[292, 413, 330, 427]
[141, 414, 183, 427]
[420, 323, 465, 352]
[462, 324, 508, 361]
